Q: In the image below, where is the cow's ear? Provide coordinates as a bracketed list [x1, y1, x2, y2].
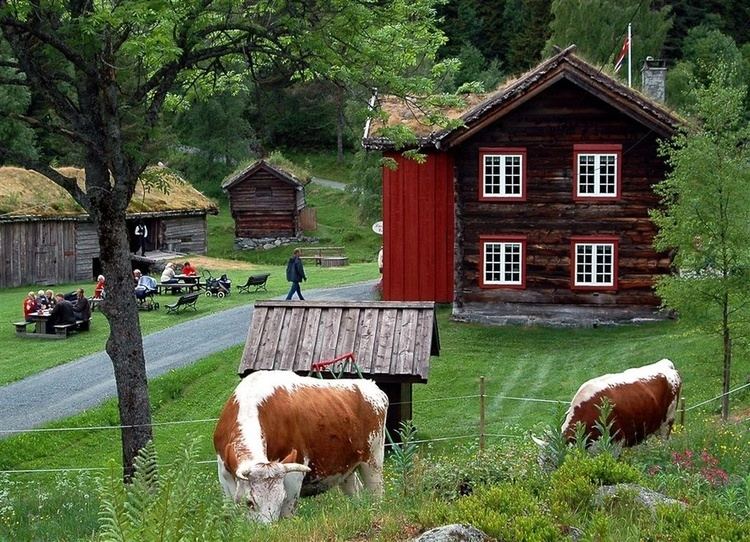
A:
[281, 449, 298, 464]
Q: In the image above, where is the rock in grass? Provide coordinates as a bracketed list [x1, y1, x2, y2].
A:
[594, 483, 686, 512]
[412, 524, 490, 542]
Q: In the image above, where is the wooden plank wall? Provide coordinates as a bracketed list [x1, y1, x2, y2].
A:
[161, 215, 208, 254]
[383, 153, 455, 302]
[227, 170, 299, 237]
[454, 79, 671, 311]
[0, 220, 77, 288]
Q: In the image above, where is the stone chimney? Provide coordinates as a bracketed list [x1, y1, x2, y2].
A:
[641, 57, 667, 102]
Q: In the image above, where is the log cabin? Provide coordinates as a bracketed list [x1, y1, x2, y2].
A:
[0, 166, 218, 288]
[222, 159, 308, 239]
[363, 46, 683, 325]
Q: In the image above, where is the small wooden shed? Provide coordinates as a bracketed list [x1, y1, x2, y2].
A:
[0, 166, 218, 288]
[222, 160, 308, 239]
[237, 300, 440, 435]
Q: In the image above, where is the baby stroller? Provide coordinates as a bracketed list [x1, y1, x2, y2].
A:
[204, 273, 231, 298]
[134, 275, 159, 310]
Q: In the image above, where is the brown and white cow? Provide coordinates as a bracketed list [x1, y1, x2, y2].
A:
[213, 370, 388, 523]
[558, 358, 682, 446]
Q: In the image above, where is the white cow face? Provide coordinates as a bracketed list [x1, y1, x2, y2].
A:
[235, 461, 310, 523]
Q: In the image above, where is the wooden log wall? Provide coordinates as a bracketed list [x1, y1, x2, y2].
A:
[0, 220, 77, 288]
[454, 79, 671, 313]
[227, 170, 299, 237]
[161, 215, 208, 254]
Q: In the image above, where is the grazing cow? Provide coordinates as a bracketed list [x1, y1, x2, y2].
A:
[559, 358, 682, 446]
[213, 370, 388, 523]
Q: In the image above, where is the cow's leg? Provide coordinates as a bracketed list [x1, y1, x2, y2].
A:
[358, 461, 384, 497]
[340, 470, 363, 496]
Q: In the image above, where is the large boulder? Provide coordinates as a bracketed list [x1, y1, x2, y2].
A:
[412, 524, 490, 542]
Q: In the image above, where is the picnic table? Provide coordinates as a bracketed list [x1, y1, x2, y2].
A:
[157, 276, 202, 295]
[15, 311, 91, 339]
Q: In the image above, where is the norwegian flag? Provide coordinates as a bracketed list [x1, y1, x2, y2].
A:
[614, 35, 630, 73]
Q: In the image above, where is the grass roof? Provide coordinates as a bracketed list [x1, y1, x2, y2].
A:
[0, 166, 218, 218]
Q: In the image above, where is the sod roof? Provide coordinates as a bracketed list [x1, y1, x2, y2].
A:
[0, 166, 218, 219]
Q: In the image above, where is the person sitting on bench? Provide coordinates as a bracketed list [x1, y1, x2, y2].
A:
[46, 293, 76, 334]
[23, 292, 37, 322]
[160, 262, 178, 284]
[72, 288, 91, 322]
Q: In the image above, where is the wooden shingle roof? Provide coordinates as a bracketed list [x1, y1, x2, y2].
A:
[238, 301, 440, 383]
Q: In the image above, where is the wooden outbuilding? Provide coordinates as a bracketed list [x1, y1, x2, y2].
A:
[222, 159, 308, 239]
[237, 300, 440, 434]
[363, 46, 683, 325]
[0, 166, 218, 288]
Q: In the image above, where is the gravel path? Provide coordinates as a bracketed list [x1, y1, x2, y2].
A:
[0, 281, 376, 436]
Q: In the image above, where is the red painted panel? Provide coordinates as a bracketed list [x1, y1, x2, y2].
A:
[382, 153, 454, 302]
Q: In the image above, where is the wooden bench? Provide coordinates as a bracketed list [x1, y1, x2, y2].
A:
[238, 273, 270, 294]
[165, 292, 200, 314]
[54, 318, 91, 338]
[298, 246, 348, 266]
[14, 321, 31, 335]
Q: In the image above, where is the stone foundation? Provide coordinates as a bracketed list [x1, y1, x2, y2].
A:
[234, 235, 318, 251]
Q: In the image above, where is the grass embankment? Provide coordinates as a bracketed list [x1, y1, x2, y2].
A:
[1, 311, 749, 539]
[281, 149, 356, 184]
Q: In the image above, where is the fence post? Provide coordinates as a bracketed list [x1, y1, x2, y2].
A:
[679, 397, 686, 427]
[479, 376, 486, 453]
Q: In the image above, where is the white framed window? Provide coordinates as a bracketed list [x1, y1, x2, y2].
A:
[573, 144, 621, 200]
[479, 148, 527, 200]
[481, 236, 526, 288]
[572, 238, 618, 289]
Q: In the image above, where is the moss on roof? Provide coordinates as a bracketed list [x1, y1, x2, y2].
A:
[0, 166, 218, 218]
[222, 151, 311, 189]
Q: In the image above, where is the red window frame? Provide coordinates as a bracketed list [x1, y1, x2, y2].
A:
[480, 235, 527, 289]
[478, 147, 527, 202]
[572, 144, 622, 202]
[570, 236, 619, 291]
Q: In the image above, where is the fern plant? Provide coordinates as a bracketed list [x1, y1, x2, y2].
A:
[97, 439, 233, 542]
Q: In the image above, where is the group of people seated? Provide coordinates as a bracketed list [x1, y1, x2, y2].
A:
[22, 288, 91, 334]
[160, 261, 198, 284]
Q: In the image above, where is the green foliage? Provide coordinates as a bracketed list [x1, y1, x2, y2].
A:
[549, 451, 641, 517]
[348, 150, 384, 225]
[97, 440, 234, 542]
[666, 26, 750, 113]
[438, 484, 560, 541]
[387, 420, 419, 496]
[545, 0, 672, 84]
[652, 64, 750, 418]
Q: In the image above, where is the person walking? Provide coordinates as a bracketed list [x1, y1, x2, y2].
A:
[285, 248, 307, 300]
[134, 220, 148, 256]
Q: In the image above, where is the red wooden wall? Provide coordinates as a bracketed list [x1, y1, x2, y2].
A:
[382, 153, 454, 302]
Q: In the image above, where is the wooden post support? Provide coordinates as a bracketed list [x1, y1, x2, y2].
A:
[679, 397, 686, 427]
[479, 376, 486, 453]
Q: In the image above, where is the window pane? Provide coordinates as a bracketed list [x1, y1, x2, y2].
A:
[483, 154, 523, 197]
[576, 243, 614, 286]
[484, 241, 522, 285]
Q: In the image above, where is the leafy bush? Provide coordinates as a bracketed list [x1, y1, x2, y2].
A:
[549, 451, 641, 518]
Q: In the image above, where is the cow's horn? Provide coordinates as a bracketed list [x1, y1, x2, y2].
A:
[531, 435, 548, 447]
[283, 462, 311, 474]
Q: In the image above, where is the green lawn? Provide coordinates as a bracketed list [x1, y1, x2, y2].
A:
[0, 263, 378, 386]
[281, 149, 357, 184]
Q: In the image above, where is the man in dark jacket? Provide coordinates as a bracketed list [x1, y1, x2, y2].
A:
[285, 248, 307, 300]
[72, 288, 91, 322]
[46, 293, 76, 334]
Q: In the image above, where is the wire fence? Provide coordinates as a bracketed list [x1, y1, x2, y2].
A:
[1, 376, 748, 476]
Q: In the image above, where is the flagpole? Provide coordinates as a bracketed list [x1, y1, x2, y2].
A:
[627, 23, 632, 88]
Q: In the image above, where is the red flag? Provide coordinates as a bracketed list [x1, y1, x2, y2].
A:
[614, 35, 629, 73]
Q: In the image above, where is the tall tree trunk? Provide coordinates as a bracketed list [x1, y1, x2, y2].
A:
[336, 85, 345, 164]
[88, 164, 153, 481]
[722, 295, 731, 421]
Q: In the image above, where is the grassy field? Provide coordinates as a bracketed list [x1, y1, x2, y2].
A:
[1, 310, 749, 539]
[281, 149, 357, 184]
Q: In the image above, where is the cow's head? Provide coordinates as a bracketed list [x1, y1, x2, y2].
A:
[234, 450, 310, 523]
